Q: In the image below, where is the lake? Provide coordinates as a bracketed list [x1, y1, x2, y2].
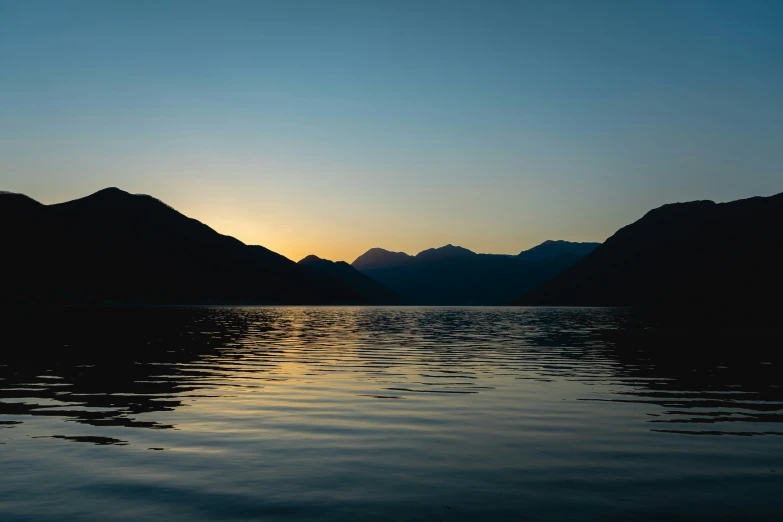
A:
[1, 306, 781, 521]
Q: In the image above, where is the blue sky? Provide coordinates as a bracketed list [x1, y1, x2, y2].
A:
[1, 0, 781, 261]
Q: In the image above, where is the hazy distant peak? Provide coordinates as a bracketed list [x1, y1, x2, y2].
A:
[418, 243, 474, 254]
[365, 247, 407, 256]
[352, 248, 414, 270]
[414, 244, 476, 261]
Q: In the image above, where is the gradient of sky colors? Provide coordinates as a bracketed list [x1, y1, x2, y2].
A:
[1, 1, 781, 262]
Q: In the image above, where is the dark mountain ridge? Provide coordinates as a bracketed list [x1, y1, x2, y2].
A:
[297, 255, 401, 305]
[512, 192, 783, 315]
[516, 239, 600, 262]
[0, 188, 394, 305]
[352, 248, 415, 271]
[414, 244, 477, 262]
[351, 241, 599, 305]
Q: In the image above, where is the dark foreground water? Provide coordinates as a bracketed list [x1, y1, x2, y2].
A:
[1, 307, 781, 521]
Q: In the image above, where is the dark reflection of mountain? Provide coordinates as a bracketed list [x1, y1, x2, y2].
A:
[1, 306, 780, 442]
[0, 307, 256, 430]
[593, 327, 783, 435]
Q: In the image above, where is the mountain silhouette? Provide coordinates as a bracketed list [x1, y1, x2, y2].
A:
[516, 239, 600, 262]
[297, 255, 401, 305]
[352, 248, 415, 271]
[0, 188, 394, 305]
[512, 192, 783, 316]
[351, 241, 599, 305]
[414, 244, 477, 263]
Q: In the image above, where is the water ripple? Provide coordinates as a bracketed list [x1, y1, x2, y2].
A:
[0, 306, 781, 521]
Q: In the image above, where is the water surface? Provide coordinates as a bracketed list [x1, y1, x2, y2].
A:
[1, 307, 781, 521]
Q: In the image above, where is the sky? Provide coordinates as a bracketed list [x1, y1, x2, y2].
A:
[1, 1, 781, 262]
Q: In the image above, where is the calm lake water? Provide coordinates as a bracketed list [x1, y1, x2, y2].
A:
[1, 307, 781, 521]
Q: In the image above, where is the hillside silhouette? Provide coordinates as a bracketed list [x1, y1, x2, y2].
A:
[352, 248, 415, 271]
[512, 192, 783, 317]
[298, 255, 401, 305]
[352, 241, 599, 305]
[516, 240, 600, 263]
[0, 188, 395, 305]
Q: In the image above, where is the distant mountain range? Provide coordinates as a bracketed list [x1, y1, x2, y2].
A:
[512, 192, 783, 310]
[0, 188, 394, 305]
[6, 186, 777, 311]
[351, 240, 600, 305]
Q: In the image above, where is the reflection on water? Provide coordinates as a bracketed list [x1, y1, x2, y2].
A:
[0, 307, 781, 521]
